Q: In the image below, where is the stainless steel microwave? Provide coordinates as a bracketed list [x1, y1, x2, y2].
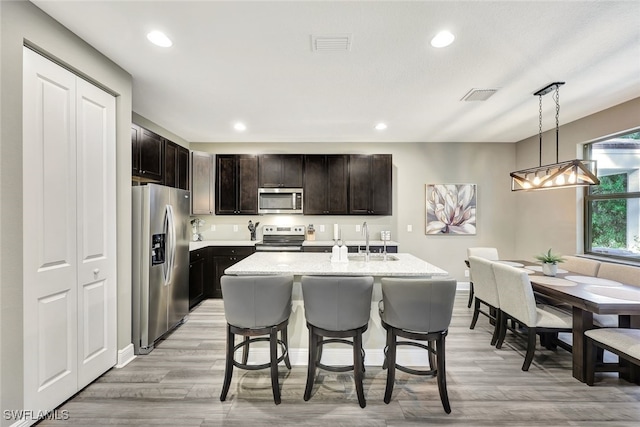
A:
[258, 188, 303, 214]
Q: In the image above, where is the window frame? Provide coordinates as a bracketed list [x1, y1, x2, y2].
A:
[583, 129, 640, 262]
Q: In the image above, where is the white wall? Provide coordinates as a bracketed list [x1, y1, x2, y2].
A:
[514, 97, 640, 261]
[191, 141, 518, 281]
[0, 2, 132, 422]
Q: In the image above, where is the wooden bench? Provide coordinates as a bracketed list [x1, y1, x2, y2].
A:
[585, 328, 640, 385]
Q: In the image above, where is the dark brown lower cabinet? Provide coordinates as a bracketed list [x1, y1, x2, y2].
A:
[189, 248, 209, 309]
[212, 246, 255, 298]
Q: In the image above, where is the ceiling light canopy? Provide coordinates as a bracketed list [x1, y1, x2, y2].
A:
[510, 82, 600, 191]
[375, 122, 387, 131]
[233, 122, 247, 132]
[431, 30, 455, 48]
[147, 30, 172, 47]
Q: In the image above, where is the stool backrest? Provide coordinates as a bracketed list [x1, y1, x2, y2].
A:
[597, 262, 640, 287]
[468, 256, 499, 307]
[562, 255, 600, 276]
[380, 277, 457, 333]
[492, 262, 537, 327]
[301, 276, 374, 331]
[221, 275, 293, 328]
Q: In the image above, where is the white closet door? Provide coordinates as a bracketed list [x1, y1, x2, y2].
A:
[23, 48, 79, 412]
[75, 79, 116, 389]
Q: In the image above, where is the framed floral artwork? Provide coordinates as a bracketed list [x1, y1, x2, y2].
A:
[426, 184, 476, 235]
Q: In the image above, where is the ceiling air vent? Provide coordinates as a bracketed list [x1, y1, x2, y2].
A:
[461, 88, 498, 101]
[311, 34, 352, 52]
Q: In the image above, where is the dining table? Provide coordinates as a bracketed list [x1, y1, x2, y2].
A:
[502, 260, 640, 384]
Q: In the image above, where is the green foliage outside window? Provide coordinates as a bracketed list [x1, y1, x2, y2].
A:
[591, 173, 627, 248]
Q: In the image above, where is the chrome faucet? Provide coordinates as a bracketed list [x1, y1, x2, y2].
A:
[362, 221, 370, 262]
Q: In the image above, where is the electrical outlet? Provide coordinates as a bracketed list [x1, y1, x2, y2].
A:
[210, 225, 216, 232]
[407, 224, 413, 232]
[233, 225, 238, 232]
[464, 269, 469, 277]
[355, 224, 361, 232]
[319, 224, 325, 232]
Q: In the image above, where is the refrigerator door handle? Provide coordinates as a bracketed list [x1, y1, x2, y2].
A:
[166, 204, 176, 285]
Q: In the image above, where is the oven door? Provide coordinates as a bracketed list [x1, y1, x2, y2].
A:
[254, 244, 302, 252]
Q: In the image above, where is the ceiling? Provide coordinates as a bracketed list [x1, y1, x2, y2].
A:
[32, 1, 640, 144]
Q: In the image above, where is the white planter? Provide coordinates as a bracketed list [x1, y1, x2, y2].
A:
[542, 263, 558, 277]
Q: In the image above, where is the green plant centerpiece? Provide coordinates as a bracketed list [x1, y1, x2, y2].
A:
[535, 248, 565, 276]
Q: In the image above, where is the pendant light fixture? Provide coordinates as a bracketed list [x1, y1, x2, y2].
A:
[510, 82, 600, 191]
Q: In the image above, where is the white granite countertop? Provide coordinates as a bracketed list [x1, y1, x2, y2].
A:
[224, 252, 448, 277]
[302, 240, 399, 247]
[189, 240, 259, 251]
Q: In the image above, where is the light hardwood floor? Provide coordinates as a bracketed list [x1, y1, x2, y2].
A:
[40, 292, 640, 426]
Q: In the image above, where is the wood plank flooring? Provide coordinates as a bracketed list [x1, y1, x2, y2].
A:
[39, 293, 640, 426]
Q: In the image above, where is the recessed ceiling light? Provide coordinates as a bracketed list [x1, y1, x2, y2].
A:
[431, 30, 455, 48]
[233, 122, 247, 132]
[375, 122, 388, 131]
[147, 31, 172, 47]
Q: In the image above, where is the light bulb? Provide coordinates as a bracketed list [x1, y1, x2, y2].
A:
[568, 171, 576, 184]
[533, 176, 541, 186]
[556, 175, 565, 185]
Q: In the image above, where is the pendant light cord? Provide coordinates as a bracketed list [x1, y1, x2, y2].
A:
[538, 94, 543, 167]
[554, 86, 560, 164]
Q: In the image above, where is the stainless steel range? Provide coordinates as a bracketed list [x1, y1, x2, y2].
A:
[255, 225, 306, 252]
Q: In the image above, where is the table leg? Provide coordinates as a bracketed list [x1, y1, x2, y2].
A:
[618, 315, 640, 384]
[572, 307, 593, 382]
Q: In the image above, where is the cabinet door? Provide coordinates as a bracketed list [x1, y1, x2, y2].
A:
[138, 128, 163, 181]
[177, 146, 190, 190]
[237, 155, 258, 214]
[191, 151, 214, 214]
[348, 155, 372, 215]
[370, 154, 392, 215]
[303, 155, 328, 214]
[326, 155, 348, 214]
[281, 155, 303, 187]
[189, 249, 206, 308]
[131, 124, 140, 176]
[164, 140, 178, 188]
[259, 154, 302, 188]
[215, 154, 238, 214]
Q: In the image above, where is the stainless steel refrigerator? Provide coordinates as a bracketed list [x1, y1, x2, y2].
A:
[132, 184, 190, 354]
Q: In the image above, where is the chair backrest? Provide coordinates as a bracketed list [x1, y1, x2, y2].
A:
[467, 247, 500, 260]
[380, 277, 457, 333]
[492, 262, 537, 327]
[597, 263, 640, 287]
[221, 275, 293, 329]
[468, 256, 499, 307]
[562, 255, 601, 276]
[301, 276, 374, 331]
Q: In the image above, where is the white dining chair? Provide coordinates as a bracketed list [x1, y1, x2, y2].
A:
[468, 256, 501, 346]
[466, 247, 500, 308]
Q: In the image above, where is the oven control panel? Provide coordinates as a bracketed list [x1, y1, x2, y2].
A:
[262, 225, 306, 236]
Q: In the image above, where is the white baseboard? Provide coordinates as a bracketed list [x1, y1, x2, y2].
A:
[115, 343, 136, 368]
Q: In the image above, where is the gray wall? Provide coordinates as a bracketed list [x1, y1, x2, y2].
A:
[190, 141, 518, 280]
[0, 1, 132, 421]
[513, 97, 640, 262]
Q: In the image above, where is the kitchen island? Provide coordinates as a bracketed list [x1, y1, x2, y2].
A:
[224, 252, 449, 366]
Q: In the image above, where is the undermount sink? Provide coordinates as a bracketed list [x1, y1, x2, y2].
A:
[348, 254, 399, 262]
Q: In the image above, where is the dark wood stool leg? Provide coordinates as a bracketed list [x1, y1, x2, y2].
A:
[469, 298, 481, 329]
[495, 313, 507, 349]
[220, 324, 235, 401]
[490, 310, 501, 346]
[436, 335, 451, 414]
[269, 327, 281, 404]
[467, 282, 474, 308]
[304, 327, 316, 401]
[353, 331, 366, 408]
[281, 327, 292, 369]
[241, 336, 250, 365]
[383, 327, 396, 404]
[522, 327, 537, 371]
[428, 340, 436, 370]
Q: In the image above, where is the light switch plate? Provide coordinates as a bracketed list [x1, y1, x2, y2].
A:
[355, 224, 361, 232]
[210, 225, 216, 232]
[233, 225, 238, 232]
[407, 224, 413, 232]
[319, 224, 325, 232]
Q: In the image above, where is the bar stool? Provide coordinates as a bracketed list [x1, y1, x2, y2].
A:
[379, 277, 457, 413]
[301, 275, 374, 408]
[219, 275, 294, 405]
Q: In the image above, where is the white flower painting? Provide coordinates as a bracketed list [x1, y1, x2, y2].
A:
[426, 184, 476, 235]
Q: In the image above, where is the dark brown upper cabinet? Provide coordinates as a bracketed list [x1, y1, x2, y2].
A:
[348, 154, 392, 215]
[303, 155, 348, 215]
[164, 140, 189, 190]
[258, 154, 303, 188]
[132, 124, 163, 183]
[215, 155, 258, 215]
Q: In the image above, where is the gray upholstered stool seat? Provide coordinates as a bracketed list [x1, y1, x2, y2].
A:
[379, 277, 457, 413]
[301, 275, 374, 408]
[219, 275, 294, 405]
[585, 328, 640, 385]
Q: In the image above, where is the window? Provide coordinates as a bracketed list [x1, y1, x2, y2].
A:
[584, 130, 640, 261]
